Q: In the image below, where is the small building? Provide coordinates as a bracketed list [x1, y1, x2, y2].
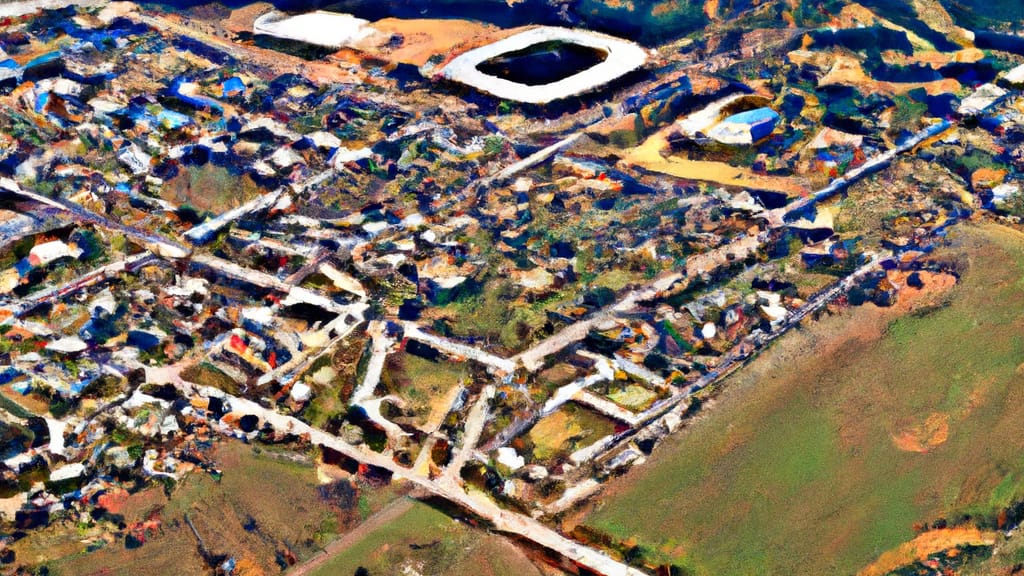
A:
[708, 107, 780, 145]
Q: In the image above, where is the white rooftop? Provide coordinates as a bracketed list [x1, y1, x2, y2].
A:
[253, 11, 377, 49]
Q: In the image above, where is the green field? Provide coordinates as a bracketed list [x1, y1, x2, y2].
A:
[308, 499, 549, 576]
[583, 223, 1024, 575]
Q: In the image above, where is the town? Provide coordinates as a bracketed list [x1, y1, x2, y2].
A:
[1, 1, 1024, 574]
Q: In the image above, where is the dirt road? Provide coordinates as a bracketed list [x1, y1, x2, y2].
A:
[288, 497, 416, 576]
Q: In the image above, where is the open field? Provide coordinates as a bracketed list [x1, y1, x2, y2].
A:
[528, 402, 618, 463]
[40, 440, 401, 576]
[384, 352, 471, 429]
[306, 498, 551, 576]
[580, 223, 1024, 575]
[161, 164, 265, 214]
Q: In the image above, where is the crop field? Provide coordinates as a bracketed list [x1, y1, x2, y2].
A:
[581, 223, 1024, 575]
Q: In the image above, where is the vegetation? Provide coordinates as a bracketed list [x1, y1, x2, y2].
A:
[583, 224, 1024, 575]
[308, 499, 547, 576]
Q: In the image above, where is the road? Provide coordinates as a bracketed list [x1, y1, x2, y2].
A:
[351, 321, 390, 405]
[1, 252, 156, 319]
[402, 322, 517, 373]
[511, 230, 764, 372]
[189, 253, 350, 315]
[441, 385, 493, 488]
[185, 169, 335, 245]
[0, 178, 190, 258]
[179, 382, 646, 576]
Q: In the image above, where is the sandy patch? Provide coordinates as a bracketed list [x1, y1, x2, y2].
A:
[364, 18, 518, 68]
[703, 0, 719, 20]
[819, 54, 962, 96]
[623, 128, 809, 195]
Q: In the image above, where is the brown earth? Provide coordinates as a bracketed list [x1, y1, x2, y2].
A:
[857, 526, 997, 576]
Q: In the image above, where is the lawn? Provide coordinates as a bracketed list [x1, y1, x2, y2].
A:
[582, 223, 1024, 575]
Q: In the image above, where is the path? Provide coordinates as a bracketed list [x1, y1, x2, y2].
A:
[289, 497, 416, 576]
[351, 321, 390, 405]
[441, 385, 493, 488]
[1, 252, 155, 319]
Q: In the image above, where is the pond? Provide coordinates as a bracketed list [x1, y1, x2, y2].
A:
[475, 40, 608, 86]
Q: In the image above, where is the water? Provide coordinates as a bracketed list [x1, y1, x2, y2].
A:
[475, 41, 607, 86]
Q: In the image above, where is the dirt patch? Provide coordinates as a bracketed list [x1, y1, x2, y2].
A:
[818, 54, 962, 96]
[858, 526, 997, 576]
[623, 128, 809, 195]
[223, 2, 273, 34]
[886, 270, 957, 314]
[891, 412, 950, 453]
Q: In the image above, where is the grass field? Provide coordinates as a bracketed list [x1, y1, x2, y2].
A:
[160, 164, 264, 214]
[307, 498, 549, 576]
[528, 402, 618, 463]
[41, 440, 393, 576]
[384, 353, 470, 430]
[581, 223, 1024, 575]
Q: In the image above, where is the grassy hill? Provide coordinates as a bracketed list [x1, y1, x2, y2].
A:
[581, 223, 1024, 575]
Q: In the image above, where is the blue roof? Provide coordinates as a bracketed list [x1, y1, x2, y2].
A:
[34, 91, 50, 114]
[222, 76, 245, 97]
[0, 59, 19, 70]
[157, 108, 193, 129]
[0, 367, 21, 386]
[14, 257, 33, 277]
[722, 107, 780, 126]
